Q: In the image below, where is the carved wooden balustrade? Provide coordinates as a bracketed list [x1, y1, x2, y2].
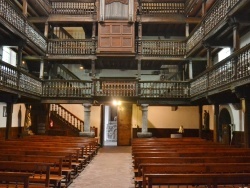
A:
[140, 2, 185, 15]
[92, 79, 138, 97]
[50, 1, 96, 15]
[42, 80, 92, 98]
[190, 43, 250, 97]
[139, 81, 190, 98]
[50, 104, 83, 131]
[47, 39, 96, 55]
[141, 40, 186, 57]
[186, 0, 240, 54]
[0, 60, 42, 95]
[0, 0, 47, 51]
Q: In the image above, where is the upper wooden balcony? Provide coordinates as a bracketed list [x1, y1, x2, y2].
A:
[1, 0, 247, 59]
[1, 42, 250, 104]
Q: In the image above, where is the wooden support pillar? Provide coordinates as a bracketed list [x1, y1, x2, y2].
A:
[206, 46, 212, 69]
[23, 0, 28, 17]
[44, 22, 49, 38]
[189, 60, 193, 79]
[91, 59, 96, 78]
[5, 103, 13, 140]
[185, 23, 189, 37]
[137, 59, 141, 79]
[16, 45, 23, 68]
[214, 104, 219, 143]
[92, 22, 96, 40]
[233, 23, 240, 52]
[138, 22, 142, 55]
[39, 59, 44, 79]
[199, 105, 202, 138]
[202, 0, 207, 17]
[242, 98, 250, 148]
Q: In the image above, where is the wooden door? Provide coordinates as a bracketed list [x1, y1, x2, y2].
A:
[117, 103, 132, 146]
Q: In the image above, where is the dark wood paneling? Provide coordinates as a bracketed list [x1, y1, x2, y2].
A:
[98, 22, 135, 54]
[117, 103, 132, 146]
[0, 127, 22, 139]
[133, 128, 199, 138]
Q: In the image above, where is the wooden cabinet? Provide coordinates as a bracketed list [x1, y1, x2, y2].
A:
[97, 21, 135, 54]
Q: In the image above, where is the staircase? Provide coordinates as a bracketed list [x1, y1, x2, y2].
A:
[49, 104, 84, 136]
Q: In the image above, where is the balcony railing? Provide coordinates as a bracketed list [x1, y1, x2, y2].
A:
[141, 40, 186, 57]
[139, 81, 189, 98]
[92, 79, 139, 97]
[42, 80, 92, 98]
[47, 39, 96, 55]
[0, 61, 42, 95]
[191, 42, 250, 96]
[186, 0, 240, 54]
[140, 2, 185, 15]
[0, 0, 47, 51]
[1, 44, 250, 100]
[50, 1, 96, 15]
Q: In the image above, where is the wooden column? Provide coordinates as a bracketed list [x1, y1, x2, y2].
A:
[5, 103, 13, 140]
[185, 23, 189, 37]
[23, 0, 28, 17]
[138, 22, 142, 55]
[91, 59, 96, 78]
[39, 58, 44, 79]
[137, 59, 141, 79]
[214, 104, 219, 143]
[199, 105, 202, 138]
[189, 60, 193, 79]
[92, 22, 96, 40]
[16, 45, 23, 68]
[44, 22, 49, 38]
[202, 0, 207, 17]
[243, 98, 250, 148]
[206, 46, 212, 68]
[233, 23, 240, 52]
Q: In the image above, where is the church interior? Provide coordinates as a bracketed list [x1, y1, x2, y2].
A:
[1, 0, 250, 187]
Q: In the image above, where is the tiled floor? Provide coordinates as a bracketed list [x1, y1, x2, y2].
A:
[68, 146, 134, 188]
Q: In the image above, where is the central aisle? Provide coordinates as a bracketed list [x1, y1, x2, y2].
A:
[69, 146, 134, 188]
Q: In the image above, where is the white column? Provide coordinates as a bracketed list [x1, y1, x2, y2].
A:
[84, 103, 91, 132]
[141, 104, 148, 133]
[39, 59, 44, 79]
[189, 60, 193, 79]
[80, 103, 95, 137]
[137, 104, 152, 138]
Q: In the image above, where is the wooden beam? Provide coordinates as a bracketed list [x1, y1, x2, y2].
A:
[48, 15, 95, 23]
[139, 15, 201, 24]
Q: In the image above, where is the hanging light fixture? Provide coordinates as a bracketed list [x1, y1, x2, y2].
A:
[79, 64, 84, 70]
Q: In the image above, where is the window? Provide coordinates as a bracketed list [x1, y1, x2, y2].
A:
[2, 46, 17, 67]
[218, 47, 231, 62]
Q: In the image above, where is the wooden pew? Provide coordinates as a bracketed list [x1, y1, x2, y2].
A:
[137, 163, 250, 188]
[0, 161, 51, 188]
[134, 156, 250, 170]
[0, 172, 33, 188]
[146, 173, 250, 188]
[0, 154, 72, 187]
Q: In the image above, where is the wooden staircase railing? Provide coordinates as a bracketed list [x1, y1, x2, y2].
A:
[50, 104, 84, 133]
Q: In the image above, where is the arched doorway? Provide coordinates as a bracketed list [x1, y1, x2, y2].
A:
[218, 108, 232, 144]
